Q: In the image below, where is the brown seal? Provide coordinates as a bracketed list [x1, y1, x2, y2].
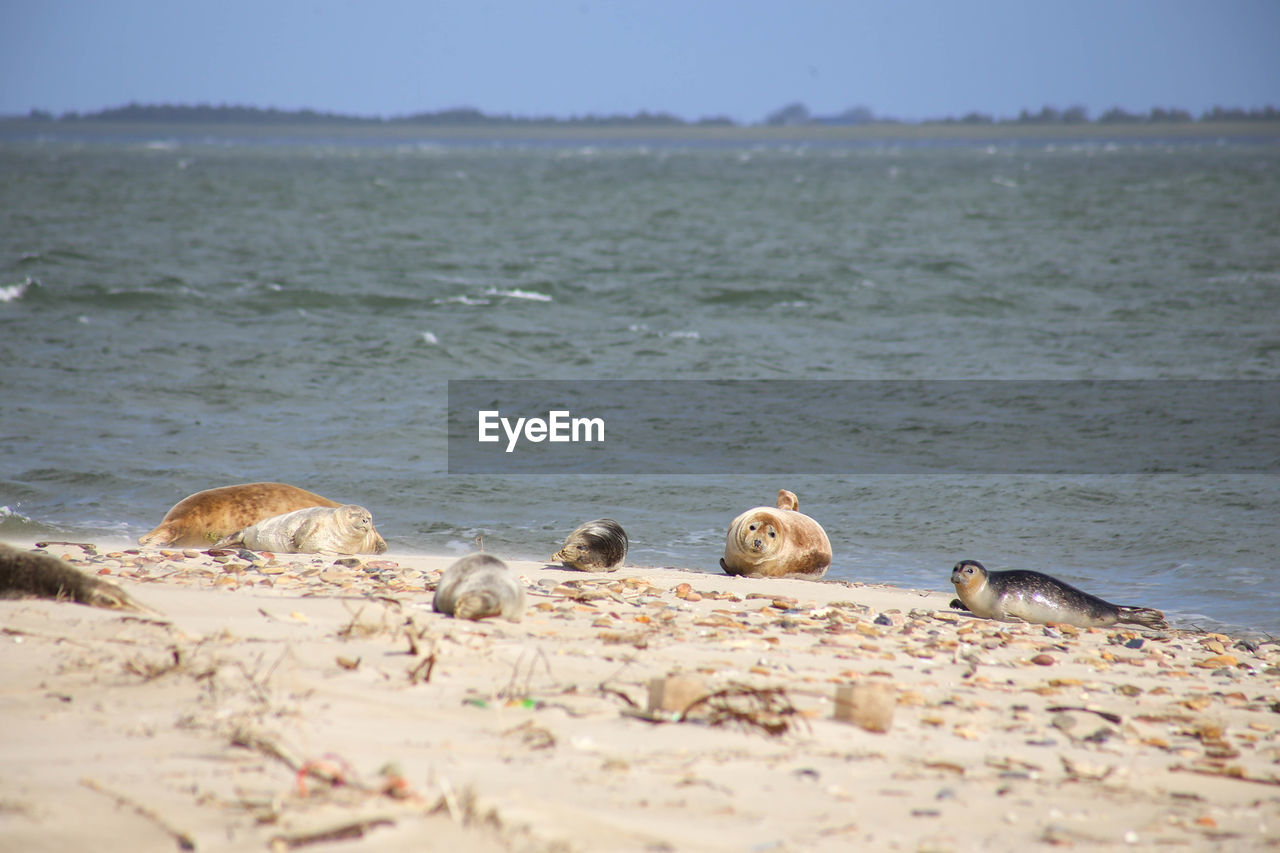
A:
[213, 505, 387, 554]
[138, 482, 341, 548]
[719, 489, 832, 579]
[433, 554, 526, 621]
[950, 559, 1167, 629]
[551, 518, 628, 572]
[0, 543, 148, 611]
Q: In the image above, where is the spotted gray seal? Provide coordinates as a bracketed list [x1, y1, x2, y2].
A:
[213, 504, 387, 554]
[949, 559, 1167, 629]
[719, 489, 832, 579]
[139, 482, 342, 548]
[0, 543, 148, 611]
[551, 518, 628, 572]
[433, 554, 526, 621]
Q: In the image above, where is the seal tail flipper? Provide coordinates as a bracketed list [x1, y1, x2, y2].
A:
[138, 524, 177, 547]
[211, 531, 245, 549]
[85, 585, 160, 615]
[1116, 606, 1168, 629]
[454, 591, 501, 621]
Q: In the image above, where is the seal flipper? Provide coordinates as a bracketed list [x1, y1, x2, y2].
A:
[1115, 606, 1168, 630]
[454, 590, 502, 620]
[212, 529, 246, 549]
[949, 598, 970, 612]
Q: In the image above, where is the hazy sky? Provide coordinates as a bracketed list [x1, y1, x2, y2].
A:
[2, 0, 1277, 122]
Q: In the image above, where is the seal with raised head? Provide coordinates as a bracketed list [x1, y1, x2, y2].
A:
[551, 518, 628, 572]
[139, 482, 342, 548]
[433, 554, 526, 621]
[719, 489, 832, 579]
[950, 559, 1167, 629]
[0, 543, 148, 611]
[214, 504, 387, 554]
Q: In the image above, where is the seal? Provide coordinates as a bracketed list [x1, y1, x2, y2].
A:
[139, 482, 342, 548]
[551, 518, 628, 572]
[213, 504, 387, 554]
[0, 543, 148, 611]
[433, 553, 526, 621]
[719, 489, 832, 579]
[949, 559, 1167, 629]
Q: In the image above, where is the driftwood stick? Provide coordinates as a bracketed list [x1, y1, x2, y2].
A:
[268, 818, 395, 849]
[80, 776, 196, 851]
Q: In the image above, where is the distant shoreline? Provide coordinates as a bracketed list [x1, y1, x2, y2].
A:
[4, 117, 1279, 146]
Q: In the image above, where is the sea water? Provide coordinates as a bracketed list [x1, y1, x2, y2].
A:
[2, 132, 1278, 634]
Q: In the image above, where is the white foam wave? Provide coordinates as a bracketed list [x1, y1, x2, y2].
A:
[0, 277, 35, 303]
[421, 331, 439, 345]
[0, 505, 32, 522]
[483, 288, 553, 302]
[432, 295, 492, 306]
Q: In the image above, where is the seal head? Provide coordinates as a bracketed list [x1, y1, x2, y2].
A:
[719, 489, 832, 579]
[433, 554, 526, 621]
[552, 518, 628, 572]
[950, 559, 1167, 629]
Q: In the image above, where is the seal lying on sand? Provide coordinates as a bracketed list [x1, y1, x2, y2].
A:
[433, 554, 526, 621]
[552, 518, 628, 572]
[0, 543, 148, 611]
[139, 482, 341, 548]
[213, 505, 387, 554]
[950, 559, 1167, 629]
[720, 489, 832, 579]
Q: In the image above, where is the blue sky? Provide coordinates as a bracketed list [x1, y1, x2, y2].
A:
[2, 0, 1277, 122]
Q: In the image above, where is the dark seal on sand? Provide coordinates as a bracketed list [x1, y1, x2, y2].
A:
[551, 518, 628, 572]
[950, 559, 1167, 629]
[0, 543, 147, 611]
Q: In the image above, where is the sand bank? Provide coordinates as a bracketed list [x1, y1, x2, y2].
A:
[2, 540, 1277, 851]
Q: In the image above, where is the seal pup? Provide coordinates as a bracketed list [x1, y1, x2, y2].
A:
[214, 504, 387, 554]
[950, 559, 1167, 629]
[720, 489, 832, 579]
[0, 543, 148, 611]
[433, 554, 526, 621]
[551, 518, 628, 572]
[139, 482, 342, 548]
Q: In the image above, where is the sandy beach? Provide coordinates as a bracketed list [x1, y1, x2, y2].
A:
[2, 539, 1278, 851]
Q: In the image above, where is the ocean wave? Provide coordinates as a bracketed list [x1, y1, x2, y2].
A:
[0, 277, 37, 303]
[483, 287, 553, 302]
[432, 294, 492, 306]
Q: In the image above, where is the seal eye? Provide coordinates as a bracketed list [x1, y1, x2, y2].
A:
[768, 530, 775, 538]
[748, 524, 757, 532]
